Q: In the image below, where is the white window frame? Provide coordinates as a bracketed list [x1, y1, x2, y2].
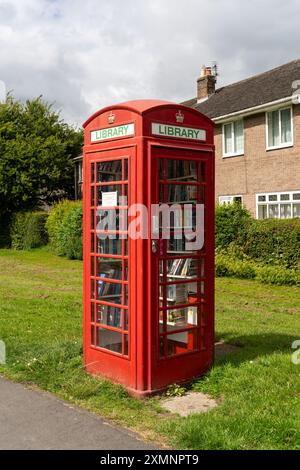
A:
[265, 106, 294, 151]
[219, 195, 243, 206]
[256, 190, 300, 219]
[222, 119, 244, 158]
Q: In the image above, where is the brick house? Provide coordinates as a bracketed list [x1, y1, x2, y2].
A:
[183, 60, 300, 219]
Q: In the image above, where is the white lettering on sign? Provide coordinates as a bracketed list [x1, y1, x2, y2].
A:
[91, 123, 135, 142]
[102, 192, 118, 207]
[151, 123, 206, 141]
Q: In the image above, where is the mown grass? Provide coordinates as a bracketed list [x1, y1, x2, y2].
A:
[0, 248, 299, 449]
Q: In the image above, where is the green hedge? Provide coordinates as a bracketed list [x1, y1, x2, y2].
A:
[216, 253, 300, 286]
[239, 218, 300, 268]
[215, 203, 251, 249]
[10, 212, 48, 250]
[46, 200, 82, 260]
[216, 204, 300, 269]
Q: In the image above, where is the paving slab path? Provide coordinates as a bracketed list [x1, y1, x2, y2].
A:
[0, 377, 156, 450]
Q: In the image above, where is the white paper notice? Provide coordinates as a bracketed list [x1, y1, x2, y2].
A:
[102, 191, 118, 207]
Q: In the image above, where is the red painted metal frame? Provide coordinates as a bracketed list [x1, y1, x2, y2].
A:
[83, 100, 215, 397]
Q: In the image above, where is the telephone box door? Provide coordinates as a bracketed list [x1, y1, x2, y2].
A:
[84, 147, 137, 388]
[150, 147, 214, 390]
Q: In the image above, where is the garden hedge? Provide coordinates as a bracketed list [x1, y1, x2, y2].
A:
[46, 200, 83, 259]
[10, 211, 48, 250]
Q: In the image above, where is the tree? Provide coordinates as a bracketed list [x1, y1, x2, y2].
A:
[0, 95, 83, 218]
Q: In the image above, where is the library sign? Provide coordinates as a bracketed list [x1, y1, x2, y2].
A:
[152, 123, 206, 141]
[91, 123, 135, 142]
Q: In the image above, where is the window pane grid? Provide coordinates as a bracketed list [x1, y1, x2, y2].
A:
[257, 191, 300, 219]
[158, 159, 205, 359]
[90, 158, 129, 357]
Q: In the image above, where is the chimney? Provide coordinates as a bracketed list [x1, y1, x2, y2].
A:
[197, 64, 217, 102]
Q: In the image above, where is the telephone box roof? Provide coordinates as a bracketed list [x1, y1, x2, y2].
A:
[83, 99, 213, 128]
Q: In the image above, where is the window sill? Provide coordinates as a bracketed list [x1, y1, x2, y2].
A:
[266, 143, 293, 151]
[222, 152, 244, 159]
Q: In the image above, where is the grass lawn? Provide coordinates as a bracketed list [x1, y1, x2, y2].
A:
[0, 247, 299, 450]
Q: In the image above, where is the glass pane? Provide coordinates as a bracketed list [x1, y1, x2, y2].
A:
[281, 108, 292, 144]
[293, 193, 300, 201]
[258, 205, 268, 219]
[124, 160, 128, 181]
[91, 302, 95, 323]
[97, 161, 122, 182]
[160, 306, 198, 330]
[124, 284, 128, 306]
[91, 187, 95, 206]
[91, 280, 95, 299]
[96, 304, 122, 328]
[269, 204, 279, 219]
[97, 237, 122, 255]
[258, 195, 266, 202]
[96, 280, 122, 304]
[234, 120, 244, 153]
[224, 123, 233, 154]
[167, 160, 198, 182]
[91, 163, 95, 183]
[166, 185, 198, 203]
[280, 194, 290, 201]
[167, 236, 199, 254]
[159, 159, 164, 180]
[124, 311, 129, 331]
[124, 334, 129, 356]
[269, 194, 277, 202]
[96, 328, 122, 353]
[280, 204, 292, 219]
[165, 282, 198, 307]
[293, 203, 300, 218]
[166, 258, 199, 279]
[96, 258, 122, 280]
[167, 329, 198, 356]
[96, 209, 126, 231]
[268, 110, 280, 147]
[91, 325, 95, 345]
[97, 185, 122, 206]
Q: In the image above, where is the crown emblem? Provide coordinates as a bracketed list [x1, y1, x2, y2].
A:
[108, 111, 115, 124]
[176, 110, 184, 123]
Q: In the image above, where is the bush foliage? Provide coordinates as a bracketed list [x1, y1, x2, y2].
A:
[216, 252, 300, 286]
[216, 203, 300, 269]
[46, 200, 82, 259]
[215, 203, 252, 249]
[10, 212, 48, 250]
[0, 96, 83, 219]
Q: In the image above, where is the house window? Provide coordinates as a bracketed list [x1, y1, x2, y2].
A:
[219, 195, 243, 206]
[222, 119, 244, 157]
[256, 191, 300, 219]
[267, 107, 293, 149]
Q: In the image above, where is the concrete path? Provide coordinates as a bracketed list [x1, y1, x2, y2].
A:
[0, 377, 156, 450]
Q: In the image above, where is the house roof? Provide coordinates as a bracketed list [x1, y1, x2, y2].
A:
[182, 59, 300, 119]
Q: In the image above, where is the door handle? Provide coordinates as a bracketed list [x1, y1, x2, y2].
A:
[151, 240, 157, 254]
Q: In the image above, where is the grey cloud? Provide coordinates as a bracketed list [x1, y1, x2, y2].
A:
[0, 0, 300, 126]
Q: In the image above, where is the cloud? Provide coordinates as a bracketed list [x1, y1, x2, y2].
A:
[0, 0, 299, 126]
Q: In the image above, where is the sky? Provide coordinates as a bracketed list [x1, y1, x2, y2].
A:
[0, 0, 299, 127]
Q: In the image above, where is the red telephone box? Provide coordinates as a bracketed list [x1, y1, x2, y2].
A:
[83, 100, 215, 397]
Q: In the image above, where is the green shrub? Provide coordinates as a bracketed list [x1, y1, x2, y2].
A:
[10, 212, 48, 250]
[215, 203, 252, 249]
[240, 218, 300, 268]
[46, 200, 81, 254]
[256, 265, 300, 286]
[46, 200, 82, 259]
[216, 253, 300, 286]
[215, 253, 256, 279]
[57, 205, 83, 260]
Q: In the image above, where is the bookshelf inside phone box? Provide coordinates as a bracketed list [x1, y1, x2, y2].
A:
[83, 100, 215, 397]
